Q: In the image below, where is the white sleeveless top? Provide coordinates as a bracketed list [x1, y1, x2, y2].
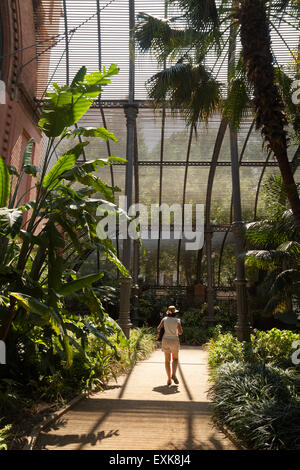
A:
[163, 316, 180, 338]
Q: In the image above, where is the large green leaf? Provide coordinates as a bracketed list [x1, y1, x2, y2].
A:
[10, 292, 49, 315]
[81, 287, 106, 322]
[105, 315, 127, 345]
[69, 127, 118, 142]
[0, 208, 23, 237]
[83, 320, 118, 354]
[63, 157, 126, 182]
[73, 174, 115, 202]
[92, 241, 129, 276]
[22, 138, 34, 168]
[57, 272, 104, 297]
[39, 64, 119, 137]
[22, 139, 39, 177]
[10, 292, 62, 335]
[71, 66, 87, 88]
[107, 249, 129, 276]
[62, 335, 73, 367]
[0, 156, 10, 208]
[42, 143, 88, 190]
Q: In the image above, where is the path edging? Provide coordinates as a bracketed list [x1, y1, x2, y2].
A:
[22, 393, 87, 450]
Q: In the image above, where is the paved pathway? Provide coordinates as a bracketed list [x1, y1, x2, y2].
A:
[35, 346, 237, 450]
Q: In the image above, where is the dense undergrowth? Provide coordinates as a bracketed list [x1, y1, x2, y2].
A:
[0, 327, 157, 450]
[207, 329, 300, 450]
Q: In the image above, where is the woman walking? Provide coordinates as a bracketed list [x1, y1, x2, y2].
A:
[157, 305, 183, 386]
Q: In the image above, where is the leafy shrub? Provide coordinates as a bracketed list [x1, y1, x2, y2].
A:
[181, 308, 206, 328]
[207, 333, 245, 370]
[209, 361, 300, 450]
[251, 328, 300, 366]
[214, 304, 237, 332]
[181, 325, 222, 345]
[207, 328, 300, 371]
[180, 304, 236, 345]
[110, 327, 157, 371]
[0, 421, 12, 450]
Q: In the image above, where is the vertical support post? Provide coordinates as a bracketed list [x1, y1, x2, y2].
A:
[132, 120, 140, 326]
[156, 0, 168, 286]
[96, 0, 102, 70]
[62, 0, 70, 86]
[206, 229, 215, 324]
[118, 104, 138, 337]
[117, 0, 137, 338]
[230, 133, 251, 341]
[228, 2, 251, 341]
[129, 0, 135, 105]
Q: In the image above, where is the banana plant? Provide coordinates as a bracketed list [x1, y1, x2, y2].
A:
[0, 65, 129, 367]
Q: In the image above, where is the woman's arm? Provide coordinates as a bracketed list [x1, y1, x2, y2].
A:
[157, 319, 164, 331]
[177, 319, 183, 335]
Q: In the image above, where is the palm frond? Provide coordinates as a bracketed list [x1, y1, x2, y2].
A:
[222, 77, 251, 130]
[135, 13, 173, 58]
[271, 268, 300, 293]
[147, 62, 222, 125]
[245, 220, 286, 248]
[261, 173, 290, 220]
[244, 249, 292, 270]
[277, 208, 299, 237]
[135, 13, 222, 63]
[275, 67, 300, 142]
[168, 0, 221, 31]
[270, 0, 300, 18]
[277, 241, 300, 258]
[263, 268, 300, 314]
[264, 295, 288, 315]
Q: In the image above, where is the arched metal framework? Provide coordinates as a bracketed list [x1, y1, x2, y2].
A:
[24, 1, 300, 330]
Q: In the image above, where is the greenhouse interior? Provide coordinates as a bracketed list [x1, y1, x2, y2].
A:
[1, 0, 300, 452]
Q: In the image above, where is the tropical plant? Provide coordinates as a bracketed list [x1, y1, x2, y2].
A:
[0, 421, 12, 450]
[208, 361, 300, 450]
[135, 0, 300, 228]
[207, 328, 300, 370]
[243, 173, 300, 323]
[0, 64, 129, 374]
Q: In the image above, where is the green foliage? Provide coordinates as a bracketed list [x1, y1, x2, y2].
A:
[147, 62, 222, 125]
[0, 66, 141, 433]
[179, 304, 236, 345]
[275, 66, 300, 144]
[0, 421, 12, 450]
[209, 361, 300, 450]
[251, 328, 300, 366]
[39, 64, 119, 137]
[0, 157, 10, 208]
[181, 325, 220, 345]
[208, 327, 300, 450]
[243, 173, 300, 321]
[207, 328, 300, 372]
[223, 77, 251, 131]
[207, 332, 245, 370]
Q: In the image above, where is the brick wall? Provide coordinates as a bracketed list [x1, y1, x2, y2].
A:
[0, 0, 61, 207]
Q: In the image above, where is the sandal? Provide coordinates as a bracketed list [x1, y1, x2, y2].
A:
[167, 379, 172, 386]
[172, 375, 179, 385]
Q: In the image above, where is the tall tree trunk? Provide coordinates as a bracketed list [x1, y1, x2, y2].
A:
[239, 0, 300, 229]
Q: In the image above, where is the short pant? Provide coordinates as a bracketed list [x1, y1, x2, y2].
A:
[162, 336, 180, 354]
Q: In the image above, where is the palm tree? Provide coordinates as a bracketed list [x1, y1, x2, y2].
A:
[135, 0, 300, 227]
[238, 0, 300, 228]
[244, 172, 300, 324]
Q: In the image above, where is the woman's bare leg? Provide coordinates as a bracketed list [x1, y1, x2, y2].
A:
[172, 352, 179, 382]
[164, 352, 171, 384]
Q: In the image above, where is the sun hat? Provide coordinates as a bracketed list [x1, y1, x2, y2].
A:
[167, 305, 179, 314]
